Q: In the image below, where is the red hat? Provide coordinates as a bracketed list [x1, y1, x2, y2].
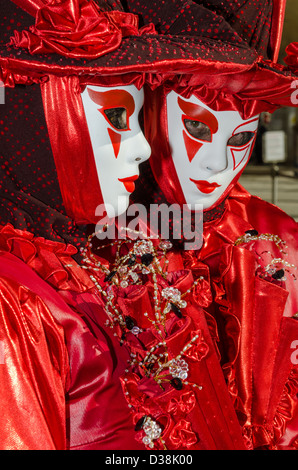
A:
[0, 0, 262, 82]
[0, 0, 297, 232]
[128, 1, 298, 221]
[0, 1, 296, 112]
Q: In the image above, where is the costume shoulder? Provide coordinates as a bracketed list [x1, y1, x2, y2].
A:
[0, 224, 144, 450]
[228, 183, 297, 241]
[246, 192, 298, 250]
[228, 184, 298, 288]
[0, 249, 69, 449]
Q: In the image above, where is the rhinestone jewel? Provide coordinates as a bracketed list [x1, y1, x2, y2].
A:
[130, 271, 139, 282]
[104, 270, 117, 282]
[118, 266, 128, 275]
[133, 240, 153, 256]
[127, 254, 137, 266]
[161, 287, 181, 302]
[170, 303, 183, 318]
[131, 326, 141, 335]
[135, 415, 147, 431]
[125, 316, 136, 330]
[170, 377, 183, 390]
[142, 267, 151, 275]
[272, 269, 285, 280]
[245, 229, 259, 237]
[169, 359, 189, 381]
[159, 240, 173, 250]
[141, 253, 154, 266]
[162, 287, 187, 311]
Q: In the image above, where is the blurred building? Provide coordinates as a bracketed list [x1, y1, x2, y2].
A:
[250, 1, 298, 167]
[241, 2, 298, 220]
[271, 0, 298, 167]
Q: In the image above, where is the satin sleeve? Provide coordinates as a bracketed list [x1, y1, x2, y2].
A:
[0, 248, 144, 450]
[0, 253, 69, 450]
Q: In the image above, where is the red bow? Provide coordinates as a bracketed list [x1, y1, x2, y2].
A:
[10, 0, 155, 59]
[167, 391, 196, 415]
[169, 419, 198, 448]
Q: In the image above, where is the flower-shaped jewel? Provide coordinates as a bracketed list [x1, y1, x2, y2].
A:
[162, 287, 181, 302]
[169, 358, 189, 381]
[159, 240, 173, 251]
[133, 240, 153, 256]
[162, 287, 187, 313]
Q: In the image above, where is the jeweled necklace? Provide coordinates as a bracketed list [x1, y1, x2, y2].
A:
[80, 226, 206, 449]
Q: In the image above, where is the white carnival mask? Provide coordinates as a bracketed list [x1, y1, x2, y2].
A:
[81, 84, 151, 217]
[166, 91, 260, 210]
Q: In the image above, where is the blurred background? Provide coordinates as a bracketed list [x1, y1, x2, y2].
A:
[240, 0, 298, 221]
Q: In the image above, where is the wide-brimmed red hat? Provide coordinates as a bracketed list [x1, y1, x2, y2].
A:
[1, 0, 298, 231]
[0, 0, 268, 75]
[0, 1, 297, 106]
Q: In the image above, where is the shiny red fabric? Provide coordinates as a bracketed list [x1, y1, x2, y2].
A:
[284, 42, 298, 75]
[1, 54, 297, 116]
[10, 0, 149, 59]
[0, 251, 69, 449]
[269, 0, 287, 62]
[0, 224, 145, 450]
[0, 223, 246, 450]
[191, 184, 298, 449]
[116, 266, 246, 450]
[0, 181, 298, 449]
[40, 75, 104, 225]
[11, 0, 45, 17]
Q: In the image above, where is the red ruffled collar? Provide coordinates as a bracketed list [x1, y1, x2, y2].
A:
[0, 223, 93, 292]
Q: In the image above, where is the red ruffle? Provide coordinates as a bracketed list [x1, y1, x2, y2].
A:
[0, 223, 93, 291]
[1, 209, 298, 450]
[242, 366, 298, 449]
[181, 184, 298, 449]
[116, 269, 213, 450]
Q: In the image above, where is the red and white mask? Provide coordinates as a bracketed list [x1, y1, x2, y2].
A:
[166, 91, 259, 210]
[81, 85, 151, 217]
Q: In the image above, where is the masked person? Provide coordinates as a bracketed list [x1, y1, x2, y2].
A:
[0, 0, 155, 450]
[129, 0, 298, 450]
[0, 0, 298, 452]
[0, 0, 241, 451]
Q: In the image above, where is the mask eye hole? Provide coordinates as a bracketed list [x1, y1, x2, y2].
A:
[184, 119, 212, 142]
[227, 131, 255, 147]
[104, 107, 128, 130]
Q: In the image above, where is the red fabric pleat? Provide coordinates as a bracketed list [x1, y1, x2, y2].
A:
[41, 75, 104, 224]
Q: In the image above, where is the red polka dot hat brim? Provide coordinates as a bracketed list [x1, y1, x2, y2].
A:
[0, 35, 260, 81]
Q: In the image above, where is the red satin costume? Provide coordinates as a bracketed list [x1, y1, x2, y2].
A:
[0, 0, 298, 451]
[1, 183, 298, 450]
